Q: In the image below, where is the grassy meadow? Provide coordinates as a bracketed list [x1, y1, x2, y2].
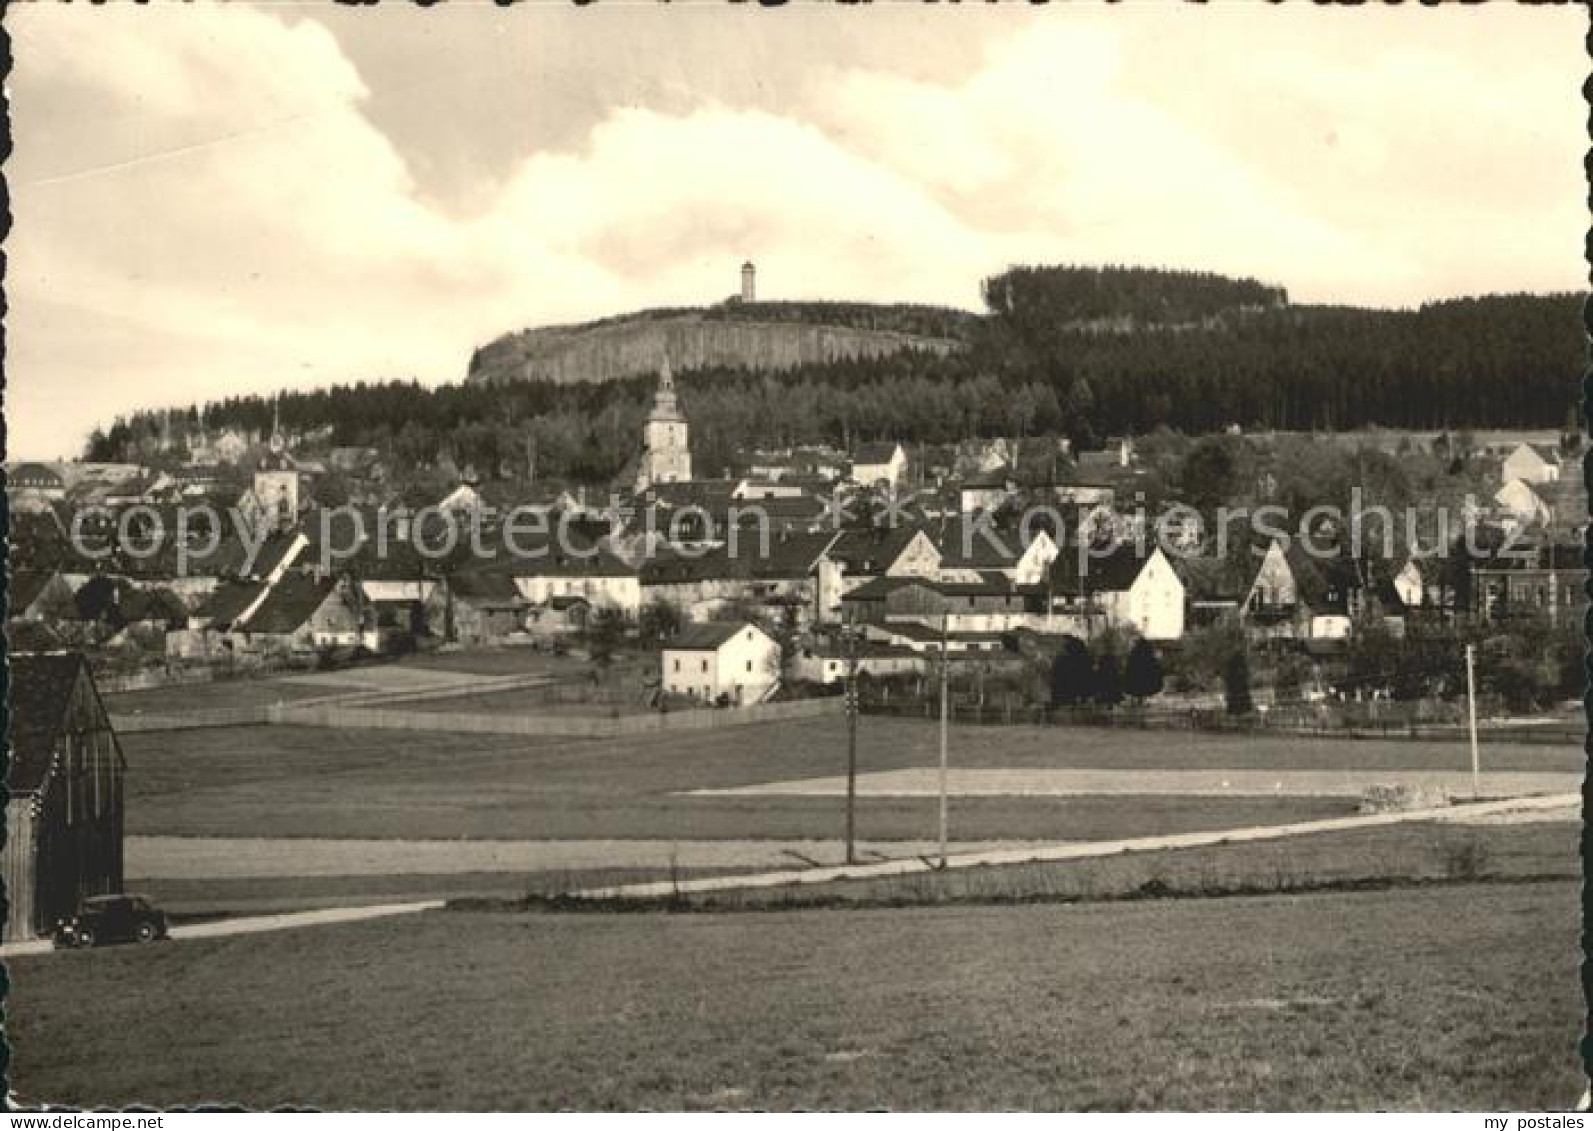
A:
[115, 714, 1580, 843]
[8, 879, 1579, 1110]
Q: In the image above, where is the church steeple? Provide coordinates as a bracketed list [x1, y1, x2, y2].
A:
[269, 394, 285, 453]
[647, 352, 684, 423]
[635, 351, 691, 491]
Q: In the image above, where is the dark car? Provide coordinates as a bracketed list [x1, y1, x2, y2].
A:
[52, 895, 169, 949]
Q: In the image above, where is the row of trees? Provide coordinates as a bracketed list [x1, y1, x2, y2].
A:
[1050, 636, 1166, 708]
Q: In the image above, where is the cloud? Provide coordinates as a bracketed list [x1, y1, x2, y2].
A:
[5, 3, 1584, 460]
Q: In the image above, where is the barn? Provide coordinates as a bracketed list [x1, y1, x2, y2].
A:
[5, 652, 126, 940]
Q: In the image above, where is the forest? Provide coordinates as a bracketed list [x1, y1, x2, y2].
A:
[88, 266, 1584, 485]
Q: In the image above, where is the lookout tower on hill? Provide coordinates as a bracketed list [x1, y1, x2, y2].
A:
[741, 261, 756, 304]
[635, 354, 692, 492]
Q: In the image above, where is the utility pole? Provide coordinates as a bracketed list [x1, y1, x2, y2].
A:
[844, 620, 859, 865]
[938, 610, 950, 868]
[1465, 643, 1480, 800]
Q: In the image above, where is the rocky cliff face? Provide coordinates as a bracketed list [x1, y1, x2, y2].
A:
[468, 313, 961, 386]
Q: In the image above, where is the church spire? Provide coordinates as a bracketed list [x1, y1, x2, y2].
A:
[269, 395, 285, 454]
[648, 352, 683, 423]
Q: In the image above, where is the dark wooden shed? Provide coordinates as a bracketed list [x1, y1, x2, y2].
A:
[5, 652, 126, 940]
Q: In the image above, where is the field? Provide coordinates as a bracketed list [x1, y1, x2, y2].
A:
[7, 880, 1579, 1110]
[99, 649, 634, 717]
[112, 713, 1581, 913]
[122, 716, 1579, 842]
[102, 678, 338, 714]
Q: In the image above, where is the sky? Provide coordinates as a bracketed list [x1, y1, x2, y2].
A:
[6, 2, 1587, 461]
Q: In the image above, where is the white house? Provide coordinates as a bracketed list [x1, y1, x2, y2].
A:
[850, 442, 908, 492]
[661, 621, 782, 705]
[1494, 478, 1551, 527]
[1090, 546, 1186, 641]
[1501, 442, 1561, 486]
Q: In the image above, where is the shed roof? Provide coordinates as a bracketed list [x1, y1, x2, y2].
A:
[9, 651, 90, 794]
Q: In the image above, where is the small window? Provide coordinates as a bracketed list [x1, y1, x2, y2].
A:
[673, 658, 680, 673]
[701, 659, 709, 673]
[746, 660, 753, 672]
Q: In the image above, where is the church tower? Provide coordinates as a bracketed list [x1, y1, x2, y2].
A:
[253, 397, 300, 531]
[635, 355, 692, 492]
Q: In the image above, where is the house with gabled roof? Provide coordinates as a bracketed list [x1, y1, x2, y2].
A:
[815, 524, 941, 623]
[1501, 442, 1562, 486]
[934, 517, 1058, 586]
[1239, 540, 1405, 644]
[222, 573, 361, 656]
[1049, 543, 1186, 641]
[5, 652, 125, 940]
[850, 441, 908, 492]
[841, 573, 1054, 639]
[660, 621, 781, 705]
[1494, 477, 1552, 528]
[445, 569, 527, 645]
[792, 640, 924, 685]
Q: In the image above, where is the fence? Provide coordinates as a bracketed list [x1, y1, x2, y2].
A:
[860, 699, 1582, 745]
[106, 670, 573, 733]
[271, 695, 844, 737]
[111, 707, 274, 732]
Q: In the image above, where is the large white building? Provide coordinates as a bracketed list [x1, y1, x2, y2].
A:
[634, 356, 692, 492]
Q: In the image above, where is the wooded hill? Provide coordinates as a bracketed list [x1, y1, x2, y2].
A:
[90, 266, 1583, 483]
